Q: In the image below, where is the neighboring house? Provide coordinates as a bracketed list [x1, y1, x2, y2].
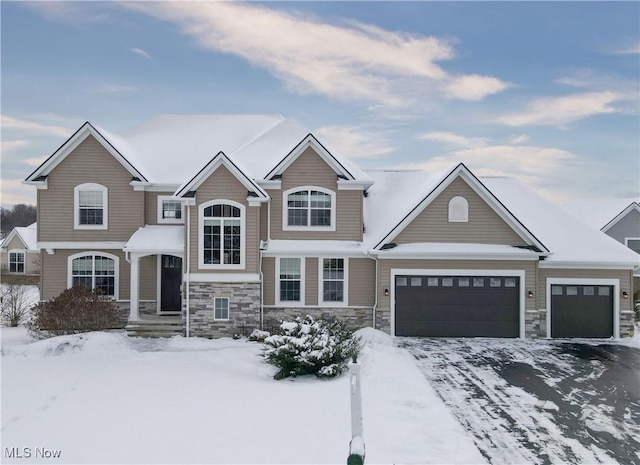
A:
[562, 199, 640, 288]
[24, 115, 639, 339]
[0, 222, 40, 275]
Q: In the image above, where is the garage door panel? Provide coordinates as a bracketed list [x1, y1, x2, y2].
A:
[395, 274, 520, 337]
[551, 285, 613, 338]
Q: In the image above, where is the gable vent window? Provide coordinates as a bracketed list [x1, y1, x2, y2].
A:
[283, 186, 336, 231]
[448, 196, 469, 223]
[74, 183, 108, 230]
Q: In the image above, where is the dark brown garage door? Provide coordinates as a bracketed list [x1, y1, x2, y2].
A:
[395, 275, 520, 337]
[550, 285, 613, 338]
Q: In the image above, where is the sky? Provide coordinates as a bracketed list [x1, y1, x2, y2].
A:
[1, 1, 639, 207]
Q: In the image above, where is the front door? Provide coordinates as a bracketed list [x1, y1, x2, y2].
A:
[160, 255, 182, 312]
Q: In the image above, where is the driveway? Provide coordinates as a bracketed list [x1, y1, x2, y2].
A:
[400, 338, 640, 465]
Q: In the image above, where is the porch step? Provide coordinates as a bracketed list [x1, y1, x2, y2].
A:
[126, 316, 183, 338]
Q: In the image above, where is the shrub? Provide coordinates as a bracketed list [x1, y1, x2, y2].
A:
[634, 290, 640, 323]
[27, 286, 121, 339]
[263, 315, 360, 380]
[249, 329, 270, 342]
[1, 284, 32, 327]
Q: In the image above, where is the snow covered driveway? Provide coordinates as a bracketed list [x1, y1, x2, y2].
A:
[400, 338, 640, 465]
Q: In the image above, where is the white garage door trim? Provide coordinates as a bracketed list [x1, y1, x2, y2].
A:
[545, 277, 620, 339]
[390, 269, 526, 339]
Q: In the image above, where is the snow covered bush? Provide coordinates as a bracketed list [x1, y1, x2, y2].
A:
[1, 284, 32, 327]
[263, 315, 360, 380]
[27, 286, 121, 339]
[249, 329, 270, 342]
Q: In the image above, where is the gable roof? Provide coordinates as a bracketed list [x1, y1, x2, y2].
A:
[24, 122, 148, 183]
[264, 133, 372, 183]
[367, 163, 548, 253]
[174, 151, 269, 200]
[483, 178, 640, 267]
[1, 223, 38, 251]
[561, 198, 640, 232]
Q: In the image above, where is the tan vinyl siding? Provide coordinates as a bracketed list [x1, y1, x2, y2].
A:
[0, 250, 40, 275]
[349, 258, 376, 307]
[305, 257, 318, 306]
[139, 255, 157, 300]
[41, 249, 130, 300]
[38, 136, 144, 242]
[263, 257, 275, 305]
[377, 259, 537, 313]
[260, 204, 268, 241]
[190, 165, 260, 273]
[271, 147, 363, 241]
[3, 235, 28, 251]
[394, 177, 526, 246]
[538, 268, 632, 313]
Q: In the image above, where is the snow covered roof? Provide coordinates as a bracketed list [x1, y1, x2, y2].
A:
[123, 226, 184, 254]
[1, 223, 38, 251]
[482, 178, 640, 267]
[560, 198, 640, 232]
[262, 239, 367, 256]
[373, 243, 541, 260]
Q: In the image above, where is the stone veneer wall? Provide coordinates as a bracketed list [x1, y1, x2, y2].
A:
[525, 309, 546, 338]
[115, 301, 158, 327]
[186, 282, 261, 338]
[263, 307, 373, 334]
[620, 311, 635, 338]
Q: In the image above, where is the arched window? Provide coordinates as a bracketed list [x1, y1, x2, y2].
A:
[68, 252, 118, 298]
[448, 196, 469, 223]
[74, 183, 108, 229]
[283, 186, 336, 231]
[199, 200, 245, 268]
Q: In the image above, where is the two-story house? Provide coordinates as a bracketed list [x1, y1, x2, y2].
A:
[25, 114, 639, 339]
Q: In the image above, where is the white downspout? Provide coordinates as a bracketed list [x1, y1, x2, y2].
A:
[186, 204, 191, 338]
[372, 254, 378, 330]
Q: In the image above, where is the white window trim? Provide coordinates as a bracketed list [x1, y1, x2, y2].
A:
[8, 249, 26, 274]
[74, 183, 108, 230]
[214, 297, 230, 321]
[198, 199, 246, 270]
[282, 186, 336, 232]
[624, 237, 640, 252]
[318, 257, 349, 307]
[546, 277, 620, 339]
[67, 251, 120, 299]
[448, 196, 469, 223]
[157, 195, 185, 224]
[275, 256, 305, 306]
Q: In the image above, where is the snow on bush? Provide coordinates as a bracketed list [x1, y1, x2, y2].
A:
[248, 329, 270, 342]
[1, 284, 33, 327]
[27, 286, 121, 339]
[263, 315, 360, 380]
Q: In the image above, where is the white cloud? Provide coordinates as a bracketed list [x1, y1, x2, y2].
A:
[22, 2, 110, 25]
[497, 91, 633, 127]
[611, 40, 640, 55]
[507, 134, 529, 144]
[130, 47, 152, 60]
[444, 74, 510, 101]
[2, 115, 71, 138]
[315, 125, 394, 159]
[0, 179, 37, 207]
[125, 1, 508, 106]
[1, 140, 29, 155]
[417, 131, 487, 148]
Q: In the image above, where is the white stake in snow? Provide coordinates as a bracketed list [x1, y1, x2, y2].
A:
[348, 355, 365, 465]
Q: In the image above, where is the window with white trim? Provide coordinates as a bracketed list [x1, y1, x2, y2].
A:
[157, 196, 184, 224]
[625, 238, 640, 254]
[69, 253, 118, 297]
[214, 297, 229, 320]
[200, 201, 244, 268]
[321, 258, 347, 304]
[8, 250, 25, 273]
[74, 183, 108, 229]
[278, 258, 302, 303]
[283, 187, 335, 230]
[448, 196, 469, 223]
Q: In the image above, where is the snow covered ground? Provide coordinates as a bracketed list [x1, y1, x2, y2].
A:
[1, 328, 484, 464]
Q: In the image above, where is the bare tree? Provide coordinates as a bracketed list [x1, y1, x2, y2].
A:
[1, 204, 37, 238]
[1, 284, 32, 327]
